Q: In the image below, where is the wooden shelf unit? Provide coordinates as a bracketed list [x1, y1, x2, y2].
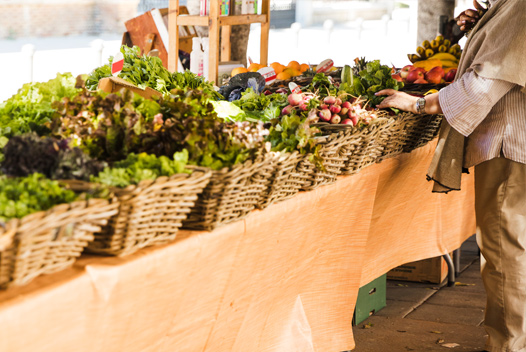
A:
[168, 0, 270, 83]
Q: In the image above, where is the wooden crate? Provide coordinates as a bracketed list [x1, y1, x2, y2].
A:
[124, 7, 196, 68]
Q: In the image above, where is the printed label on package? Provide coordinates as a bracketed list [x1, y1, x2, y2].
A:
[111, 51, 124, 76]
[258, 67, 277, 84]
[316, 59, 334, 73]
[289, 82, 302, 94]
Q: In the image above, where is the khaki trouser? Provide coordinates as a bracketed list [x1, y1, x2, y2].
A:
[475, 157, 526, 352]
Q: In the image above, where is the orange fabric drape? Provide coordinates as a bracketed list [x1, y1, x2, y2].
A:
[0, 141, 475, 351]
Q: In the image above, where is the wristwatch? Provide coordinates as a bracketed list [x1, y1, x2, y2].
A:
[416, 97, 426, 114]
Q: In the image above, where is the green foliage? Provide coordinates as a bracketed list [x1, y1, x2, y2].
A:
[0, 73, 81, 139]
[0, 173, 77, 222]
[1, 133, 106, 181]
[343, 60, 404, 107]
[85, 45, 221, 99]
[231, 89, 288, 122]
[52, 88, 268, 170]
[92, 151, 189, 187]
[266, 111, 319, 156]
[306, 73, 338, 98]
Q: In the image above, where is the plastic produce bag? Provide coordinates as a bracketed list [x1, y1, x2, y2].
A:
[219, 72, 266, 102]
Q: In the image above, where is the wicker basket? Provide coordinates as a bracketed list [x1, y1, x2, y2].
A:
[402, 113, 443, 153]
[183, 156, 274, 231]
[0, 198, 118, 288]
[376, 115, 407, 163]
[65, 168, 212, 256]
[257, 151, 305, 210]
[298, 130, 348, 191]
[339, 118, 393, 174]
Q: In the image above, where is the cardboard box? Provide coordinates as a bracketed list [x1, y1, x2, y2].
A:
[353, 274, 386, 326]
[98, 76, 163, 100]
[387, 254, 452, 284]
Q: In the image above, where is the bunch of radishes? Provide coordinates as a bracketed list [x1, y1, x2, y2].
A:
[318, 95, 376, 126]
[282, 92, 315, 115]
[281, 92, 378, 126]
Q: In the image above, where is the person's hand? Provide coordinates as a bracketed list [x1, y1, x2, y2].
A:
[456, 1, 487, 32]
[375, 89, 418, 113]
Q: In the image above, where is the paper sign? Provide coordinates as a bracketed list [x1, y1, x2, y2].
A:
[289, 82, 302, 94]
[112, 51, 124, 76]
[258, 67, 277, 84]
[316, 59, 334, 73]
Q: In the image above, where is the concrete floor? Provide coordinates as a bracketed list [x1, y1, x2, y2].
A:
[352, 236, 488, 351]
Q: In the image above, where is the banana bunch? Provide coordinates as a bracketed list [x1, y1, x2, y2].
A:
[408, 35, 462, 68]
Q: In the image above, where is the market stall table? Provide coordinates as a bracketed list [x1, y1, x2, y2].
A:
[0, 140, 475, 351]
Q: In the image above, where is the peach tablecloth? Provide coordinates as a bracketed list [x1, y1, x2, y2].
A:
[0, 141, 475, 352]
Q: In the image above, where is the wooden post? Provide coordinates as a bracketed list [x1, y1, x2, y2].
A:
[221, 25, 232, 62]
[260, 0, 270, 66]
[168, 0, 180, 72]
[208, 0, 220, 83]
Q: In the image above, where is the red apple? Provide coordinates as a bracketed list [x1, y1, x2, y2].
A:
[414, 78, 429, 84]
[406, 70, 425, 83]
[414, 67, 426, 74]
[400, 65, 414, 79]
[444, 69, 457, 83]
[425, 67, 445, 84]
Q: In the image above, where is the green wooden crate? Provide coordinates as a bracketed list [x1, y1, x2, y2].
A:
[353, 274, 387, 326]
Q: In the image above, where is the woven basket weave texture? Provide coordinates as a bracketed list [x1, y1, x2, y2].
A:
[183, 157, 273, 231]
[0, 198, 118, 288]
[85, 168, 211, 256]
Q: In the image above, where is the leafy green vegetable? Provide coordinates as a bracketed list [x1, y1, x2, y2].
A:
[342, 60, 404, 107]
[92, 151, 189, 187]
[230, 89, 288, 122]
[211, 100, 246, 121]
[0, 73, 81, 139]
[52, 87, 268, 170]
[0, 173, 77, 222]
[1, 133, 106, 181]
[85, 45, 221, 99]
[266, 110, 319, 155]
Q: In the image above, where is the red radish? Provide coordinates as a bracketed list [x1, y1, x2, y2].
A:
[340, 107, 349, 116]
[330, 105, 341, 114]
[320, 104, 328, 110]
[335, 97, 343, 105]
[348, 111, 359, 126]
[303, 95, 313, 102]
[324, 96, 336, 105]
[342, 101, 352, 110]
[276, 88, 288, 94]
[282, 105, 294, 115]
[331, 115, 341, 124]
[319, 109, 332, 122]
[288, 93, 303, 106]
[342, 118, 354, 125]
[263, 90, 272, 95]
[299, 102, 308, 111]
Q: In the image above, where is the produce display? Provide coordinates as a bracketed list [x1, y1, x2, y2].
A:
[0, 41, 452, 287]
[395, 35, 461, 85]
